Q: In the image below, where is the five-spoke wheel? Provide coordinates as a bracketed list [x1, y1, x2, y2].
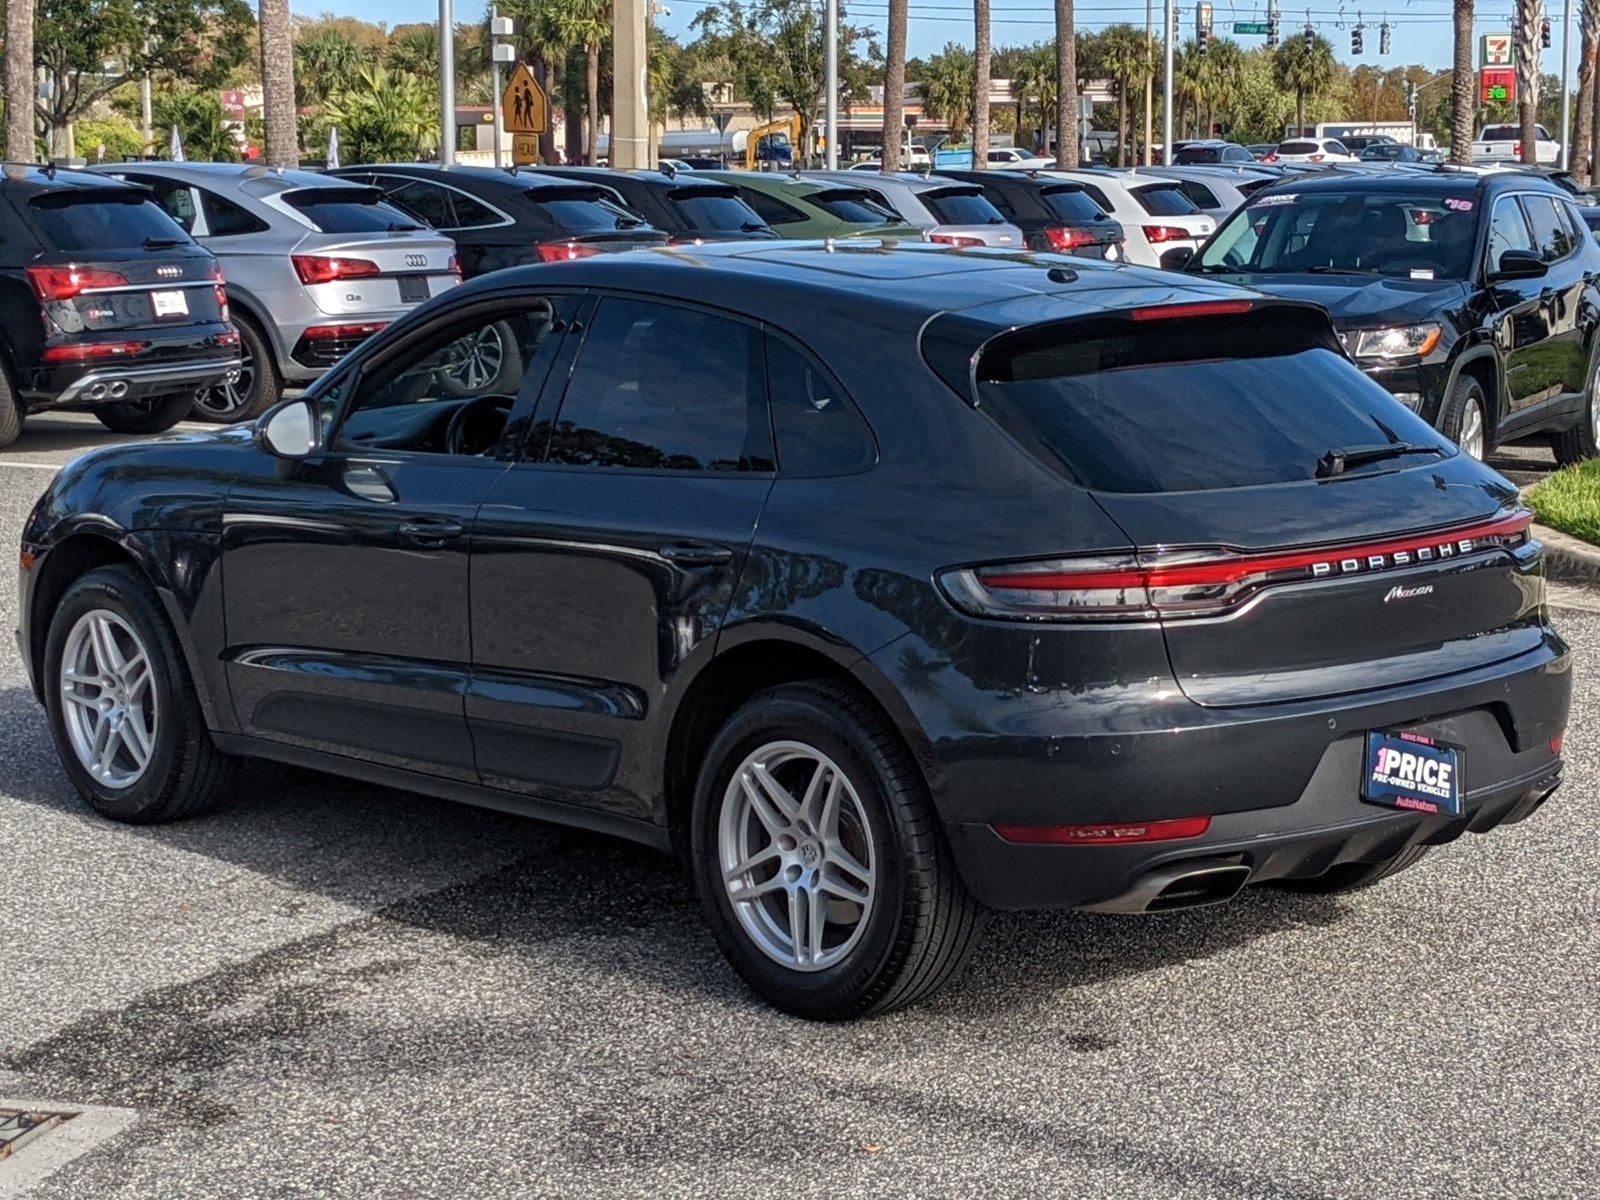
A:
[59, 609, 157, 789]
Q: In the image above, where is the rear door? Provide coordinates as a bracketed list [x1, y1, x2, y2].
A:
[1484, 193, 1554, 411]
[467, 294, 774, 820]
[1517, 193, 1589, 405]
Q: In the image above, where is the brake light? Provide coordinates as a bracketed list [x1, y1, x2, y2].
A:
[1042, 226, 1098, 251]
[992, 818, 1211, 845]
[927, 232, 984, 247]
[42, 340, 149, 363]
[27, 265, 130, 301]
[1514, 141, 1522, 155]
[535, 241, 602, 262]
[209, 259, 229, 320]
[1309, 154, 1325, 162]
[291, 255, 381, 285]
[939, 511, 1536, 622]
[447, 253, 462, 279]
[301, 322, 388, 341]
[1130, 299, 1254, 321]
[1262, 153, 1280, 163]
[1142, 225, 1192, 244]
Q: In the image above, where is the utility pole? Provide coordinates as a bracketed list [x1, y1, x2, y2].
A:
[614, 0, 650, 167]
[825, 0, 839, 168]
[1162, 0, 1174, 163]
[140, 76, 152, 155]
[439, 0, 456, 164]
[1560, 0, 1574, 167]
[490, 9, 513, 168]
[1143, 0, 1153, 164]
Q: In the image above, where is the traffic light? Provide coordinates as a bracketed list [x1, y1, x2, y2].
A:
[1352, 22, 1363, 54]
[1199, 26, 1212, 54]
[1304, 22, 1315, 50]
[1379, 20, 1390, 54]
[1267, 7, 1280, 48]
[1541, 18, 1551, 49]
[1170, 5, 1180, 39]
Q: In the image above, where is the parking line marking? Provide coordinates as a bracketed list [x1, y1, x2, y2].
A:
[0, 462, 61, 471]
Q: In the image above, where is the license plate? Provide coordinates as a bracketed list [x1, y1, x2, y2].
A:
[398, 275, 429, 304]
[151, 289, 188, 319]
[1362, 730, 1464, 818]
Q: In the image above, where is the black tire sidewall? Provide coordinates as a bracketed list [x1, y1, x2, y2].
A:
[1443, 375, 1488, 455]
[43, 568, 191, 820]
[691, 687, 914, 1017]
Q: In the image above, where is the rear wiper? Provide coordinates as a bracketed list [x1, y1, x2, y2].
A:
[615, 216, 645, 229]
[1304, 265, 1384, 275]
[387, 222, 421, 232]
[143, 236, 187, 249]
[740, 222, 768, 232]
[1316, 442, 1445, 477]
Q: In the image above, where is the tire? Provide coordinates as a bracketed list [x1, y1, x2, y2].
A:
[436, 321, 524, 398]
[43, 565, 236, 823]
[1552, 361, 1600, 465]
[94, 393, 194, 435]
[0, 365, 21, 449]
[191, 316, 280, 424]
[1271, 845, 1429, 895]
[691, 681, 984, 1020]
[1439, 374, 1490, 460]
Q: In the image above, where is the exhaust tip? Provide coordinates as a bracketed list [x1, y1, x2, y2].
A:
[85, 382, 107, 400]
[1145, 864, 1250, 912]
[107, 380, 128, 398]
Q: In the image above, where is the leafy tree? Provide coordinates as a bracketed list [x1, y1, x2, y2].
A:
[76, 116, 145, 161]
[154, 90, 242, 160]
[1273, 33, 1335, 134]
[1010, 43, 1057, 154]
[922, 44, 974, 142]
[296, 28, 375, 105]
[321, 65, 439, 161]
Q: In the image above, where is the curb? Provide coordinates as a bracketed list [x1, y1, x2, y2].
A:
[1535, 522, 1600, 586]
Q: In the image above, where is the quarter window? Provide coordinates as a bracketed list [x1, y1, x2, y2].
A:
[1522, 194, 1576, 262]
[738, 189, 807, 226]
[386, 179, 456, 229]
[766, 336, 875, 477]
[1487, 196, 1535, 266]
[129, 178, 198, 232]
[545, 298, 771, 472]
[199, 190, 269, 236]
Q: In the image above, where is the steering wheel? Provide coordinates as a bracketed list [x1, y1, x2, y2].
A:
[444, 394, 516, 456]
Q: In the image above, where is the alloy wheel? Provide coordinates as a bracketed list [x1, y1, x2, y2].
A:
[442, 325, 504, 392]
[195, 335, 256, 418]
[717, 740, 877, 972]
[1458, 395, 1485, 460]
[59, 609, 158, 790]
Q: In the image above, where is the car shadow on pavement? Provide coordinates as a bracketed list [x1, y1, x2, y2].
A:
[1, 684, 1348, 1017]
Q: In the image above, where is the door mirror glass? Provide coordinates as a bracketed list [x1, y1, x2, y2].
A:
[258, 398, 321, 458]
[1492, 248, 1548, 280]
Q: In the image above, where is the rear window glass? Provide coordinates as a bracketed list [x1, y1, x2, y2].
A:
[1132, 184, 1199, 216]
[1278, 141, 1320, 154]
[973, 315, 1447, 493]
[668, 188, 764, 230]
[527, 187, 642, 231]
[284, 188, 420, 233]
[30, 194, 191, 250]
[1175, 146, 1222, 163]
[1041, 186, 1106, 222]
[922, 188, 1006, 225]
[810, 189, 899, 223]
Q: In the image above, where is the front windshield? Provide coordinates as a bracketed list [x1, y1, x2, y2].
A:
[1194, 190, 1478, 280]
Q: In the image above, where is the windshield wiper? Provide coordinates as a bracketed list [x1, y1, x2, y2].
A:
[1303, 265, 1385, 275]
[1316, 442, 1445, 477]
[143, 236, 187, 249]
[615, 216, 645, 229]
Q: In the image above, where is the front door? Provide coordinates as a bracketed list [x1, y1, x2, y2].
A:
[1517, 192, 1590, 408]
[222, 298, 568, 780]
[1485, 193, 1561, 412]
[468, 295, 775, 821]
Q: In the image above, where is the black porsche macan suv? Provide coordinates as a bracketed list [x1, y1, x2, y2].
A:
[1187, 168, 1600, 464]
[19, 244, 1570, 1018]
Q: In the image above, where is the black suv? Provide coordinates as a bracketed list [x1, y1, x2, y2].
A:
[20, 244, 1569, 1018]
[0, 166, 240, 446]
[1188, 169, 1600, 463]
[933, 169, 1125, 258]
[527, 167, 778, 243]
[329, 164, 668, 278]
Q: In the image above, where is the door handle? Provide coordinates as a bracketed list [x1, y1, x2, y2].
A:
[398, 517, 465, 545]
[659, 542, 734, 567]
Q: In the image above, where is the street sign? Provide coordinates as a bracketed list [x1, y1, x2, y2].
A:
[1233, 21, 1270, 34]
[1480, 32, 1513, 66]
[501, 62, 548, 136]
[713, 111, 732, 133]
[1479, 66, 1517, 104]
[512, 133, 541, 165]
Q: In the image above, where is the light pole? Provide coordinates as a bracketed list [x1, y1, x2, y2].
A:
[1559, 0, 1574, 168]
[491, 11, 514, 168]
[614, 0, 650, 167]
[825, 0, 839, 168]
[1162, 0, 1174, 163]
[439, 0, 456, 165]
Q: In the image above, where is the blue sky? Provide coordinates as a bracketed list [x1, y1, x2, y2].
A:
[295, 0, 1570, 76]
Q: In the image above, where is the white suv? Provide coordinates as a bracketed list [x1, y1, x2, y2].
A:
[1040, 170, 1216, 268]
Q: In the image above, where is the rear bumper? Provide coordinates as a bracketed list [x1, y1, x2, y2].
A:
[51, 357, 241, 406]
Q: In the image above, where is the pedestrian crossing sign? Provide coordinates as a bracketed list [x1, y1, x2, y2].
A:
[502, 62, 548, 136]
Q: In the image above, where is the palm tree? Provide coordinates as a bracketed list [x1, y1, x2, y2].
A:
[296, 29, 374, 105]
[1091, 25, 1147, 163]
[1450, 1, 1474, 164]
[1011, 45, 1057, 155]
[1273, 34, 1334, 136]
[322, 65, 440, 162]
[501, 0, 569, 163]
[972, 0, 991, 167]
[1516, 0, 1541, 163]
[923, 44, 974, 141]
[387, 27, 441, 83]
[552, 0, 609, 164]
[1576, 0, 1599, 181]
[883, 0, 908, 170]
[259, 0, 299, 167]
[1053, 0, 1077, 166]
[5, 0, 35, 160]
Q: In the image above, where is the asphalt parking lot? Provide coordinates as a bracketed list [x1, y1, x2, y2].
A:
[1, 416, 1597, 1199]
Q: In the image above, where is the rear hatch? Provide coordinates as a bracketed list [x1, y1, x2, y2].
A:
[23, 187, 228, 360]
[804, 187, 921, 239]
[917, 186, 1023, 248]
[520, 184, 670, 256]
[280, 186, 460, 316]
[1035, 183, 1124, 257]
[661, 184, 777, 242]
[1127, 180, 1215, 244]
[939, 299, 1544, 708]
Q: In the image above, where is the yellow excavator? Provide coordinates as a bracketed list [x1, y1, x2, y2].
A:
[744, 114, 803, 170]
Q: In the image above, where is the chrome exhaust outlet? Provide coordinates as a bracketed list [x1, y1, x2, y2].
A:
[1080, 858, 1252, 915]
[107, 380, 128, 399]
[85, 382, 108, 401]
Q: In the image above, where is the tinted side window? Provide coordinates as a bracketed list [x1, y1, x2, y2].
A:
[129, 178, 197, 232]
[546, 299, 771, 472]
[766, 336, 875, 477]
[1133, 184, 1199, 216]
[1523, 195, 1576, 262]
[1079, 184, 1113, 211]
[741, 189, 807, 225]
[387, 179, 456, 229]
[200, 190, 270, 236]
[1487, 197, 1535, 265]
[448, 190, 502, 228]
[1178, 181, 1219, 209]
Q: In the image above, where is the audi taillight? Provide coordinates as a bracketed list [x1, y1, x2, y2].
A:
[1309, 153, 1325, 162]
[927, 232, 984, 247]
[209, 259, 228, 320]
[1262, 153, 1280, 163]
[447, 253, 462, 279]
[1042, 226, 1098, 252]
[1142, 225, 1192, 244]
[938, 511, 1536, 623]
[291, 255, 381, 285]
[535, 241, 602, 262]
[42, 340, 149, 363]
[27, 265, 130, 301]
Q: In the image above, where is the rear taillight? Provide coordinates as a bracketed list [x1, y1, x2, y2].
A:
[926, 232, 984, 247]
[1514, 141, 1522, 155]
[1262, 153, 1280, 163]
[291, 254, 381, 285]
[1309, 153, 1325, 162]
[42, 340, 149, 363]
[302, 321, 388, 341]
[938, 511, 1536, 623]
[992, 818, 1211, 845]
[209, 260, 228, 321]
[1142, 225, 1191, 244]
[27, 265, 130, 301]
[535, 241, 603, 262]
[447, 253, 462, 279]
[1042, 226, 1098, 252]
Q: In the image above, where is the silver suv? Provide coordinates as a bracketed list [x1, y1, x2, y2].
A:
[91, 163, 459, 422]
[800, 171, 1023, 248]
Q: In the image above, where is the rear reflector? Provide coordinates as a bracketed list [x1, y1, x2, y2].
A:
[1550, 735, 1565, 756]
[42, 340, 148, 363]
[535, 241, 603, 262]
[27, 265, 130, 301]
[940, 510, 1536, 622]
[992, 817, 1212, 845]
[1130, 299, 1255, 322]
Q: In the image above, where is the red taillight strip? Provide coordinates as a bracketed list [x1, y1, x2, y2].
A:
[980, 511, 1534, 591]
[992, 817, 1212, 845]
[1129, 299, 1254, 321]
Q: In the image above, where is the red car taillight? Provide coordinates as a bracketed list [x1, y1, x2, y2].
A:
[27, 265, 130, 301]
[1262, 153, 1280, 163]
[535, 241, 603, 262]
[209, 260, 229, 321]
[937, 512, 1535, 623]
[1042, 226, 1099, 251]
[992, 818, 1212, 845]
[291, 254, 382, 285]
[42, 340, 149, 363]
[926, 232, 984, 247]
[1142, 225, 1192, 244]
[301, 322, 389, 341]
[1309, 153, 1325, 162]
[447, 253, 462, 279]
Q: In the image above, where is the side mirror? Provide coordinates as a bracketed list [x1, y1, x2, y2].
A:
[256, 397, 321, 459]
[1490, 248, 1548, 281]
[1164, 245, 1196, 269]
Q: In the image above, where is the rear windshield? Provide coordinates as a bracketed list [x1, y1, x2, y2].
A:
[810, 188, 900, 223]
[972, 314, 1448, 493]
[668, 187, 764, 230]
[1132, 183, 1200, 216]
[526, 186, 643, 231]
[284, 188, 420, 233]
[1041, 185, 1107, 223]
[922, 187, 1006, 225]
[1278, 141, 1321, 154]
[29, 193, 191, 250]
[1195, 189, 1477, 280]
[1175, 146, 1223, 163]
[1480, 126, 1521, 141]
